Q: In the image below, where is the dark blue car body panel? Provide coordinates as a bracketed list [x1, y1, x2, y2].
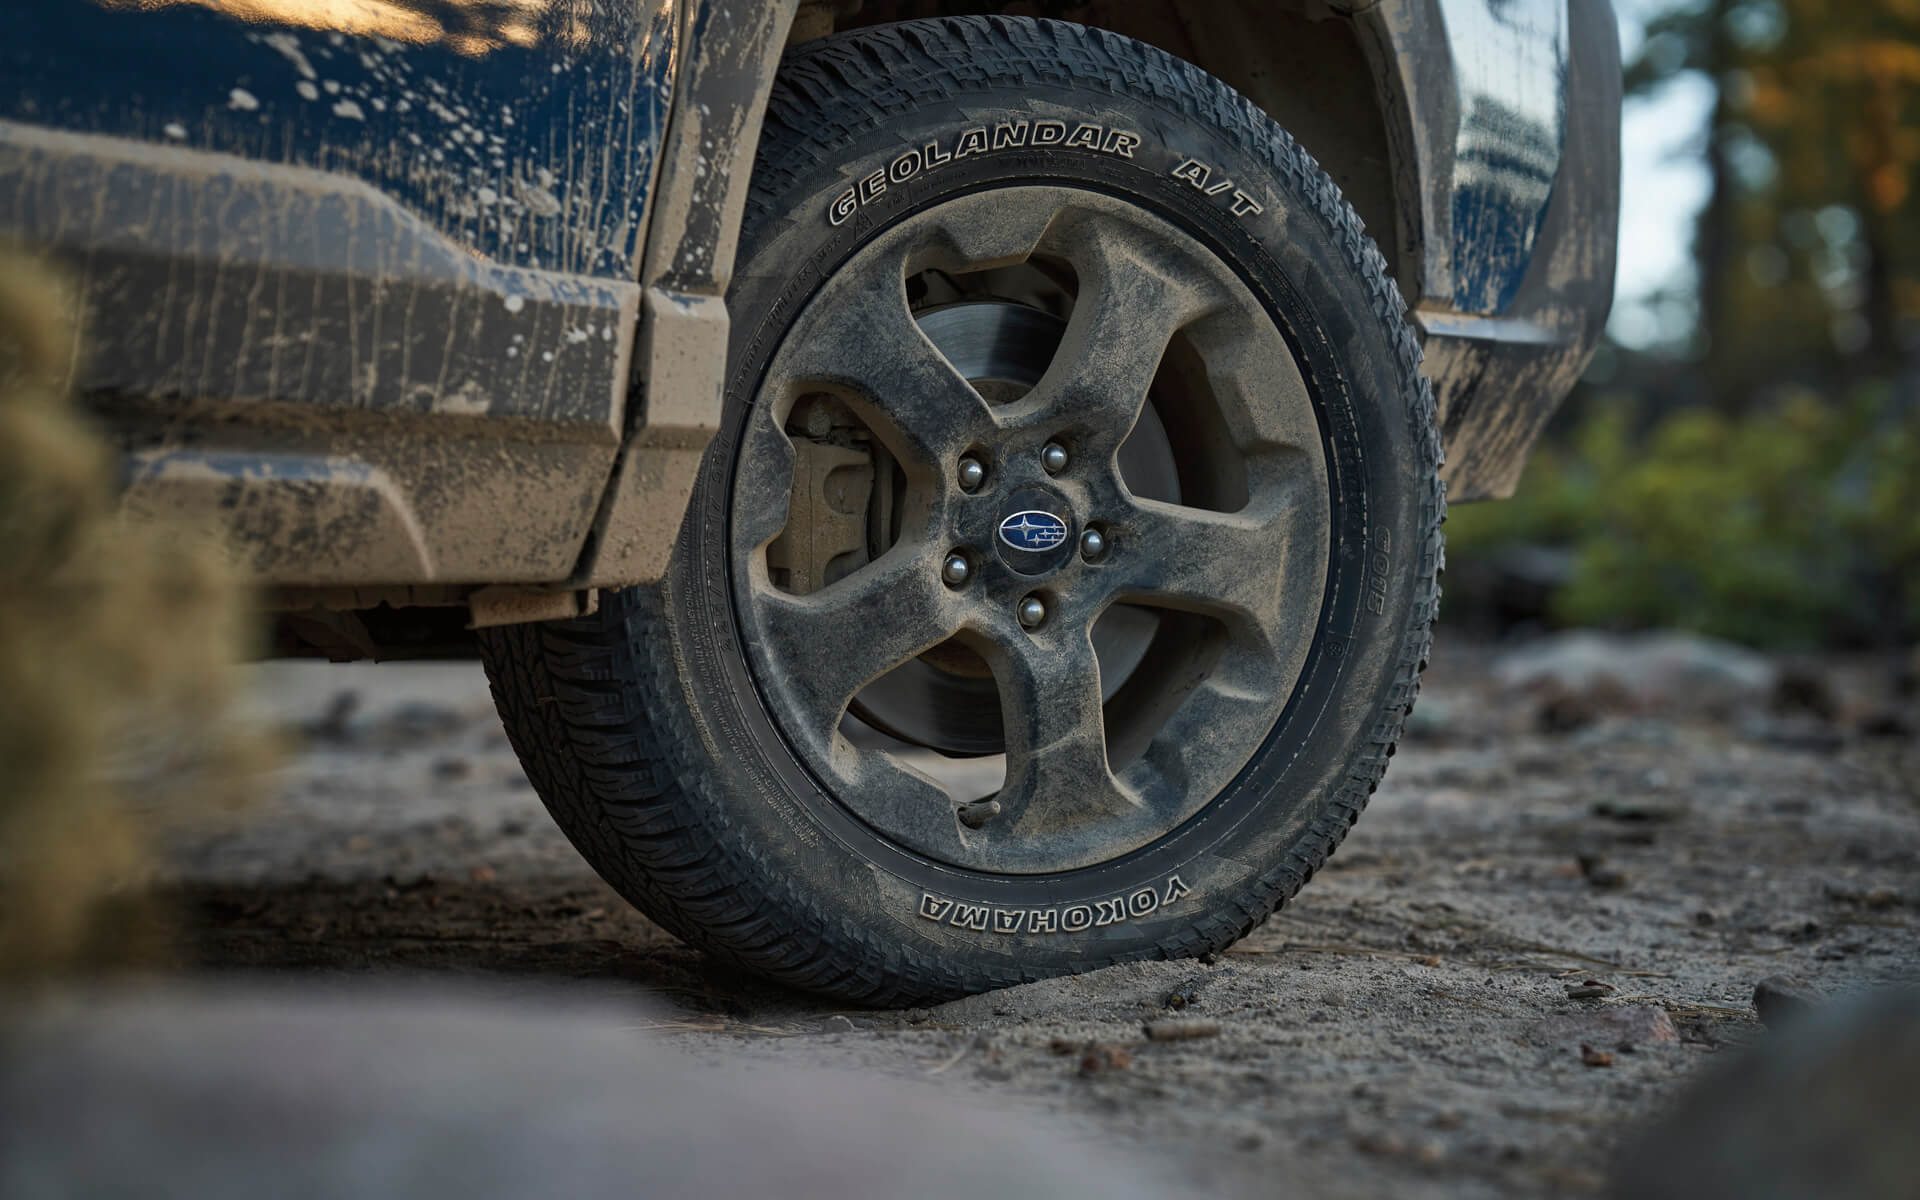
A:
[0, 0, 1617, 590]
[6, 0, 674, 279]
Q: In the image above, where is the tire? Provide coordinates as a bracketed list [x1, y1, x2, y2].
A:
[479, 16, 1443, 1004]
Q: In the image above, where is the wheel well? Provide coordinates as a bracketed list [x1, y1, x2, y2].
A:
[798, 0, 1409, 298]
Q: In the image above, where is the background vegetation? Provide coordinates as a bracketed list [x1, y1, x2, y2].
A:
[1451, 0, 1920, 648]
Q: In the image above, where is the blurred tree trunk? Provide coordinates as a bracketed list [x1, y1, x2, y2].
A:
[1856, 64, 1902, 379]
[1698, 0, 1740, 411]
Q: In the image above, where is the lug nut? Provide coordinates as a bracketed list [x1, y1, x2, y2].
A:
[1041, 442, 1069, 473]
[957, 456, 987, 491]
[1080, 528, 1107, 560]
[1017, 595, 1047, 628]
[941, 552, 972, 587]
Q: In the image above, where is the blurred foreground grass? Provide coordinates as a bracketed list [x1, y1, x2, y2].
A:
[0, 251, 265, 979]
[1448, 390, 1920, 648]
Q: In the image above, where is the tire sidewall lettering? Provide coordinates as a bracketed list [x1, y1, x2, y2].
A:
[687, 94, 1421, 954]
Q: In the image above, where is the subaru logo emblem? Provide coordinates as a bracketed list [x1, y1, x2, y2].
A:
[998, 510, 1068, 552]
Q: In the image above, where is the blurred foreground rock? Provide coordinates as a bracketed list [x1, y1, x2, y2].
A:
[0, 984, 1167, 1199]
[1610, 986, 1920, 1200]
[1494, 631, 1778, 717]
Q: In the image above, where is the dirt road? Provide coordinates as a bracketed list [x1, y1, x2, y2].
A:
[156, 638, 1920, 1197]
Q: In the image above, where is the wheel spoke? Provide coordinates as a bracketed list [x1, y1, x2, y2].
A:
[1106, 497, 1299, 651]
[748, 547, 960, 748]
[982, 625, 1139, 838]
[1121, 677, 1285, 809]
[769, 245, 996, 465]
[1011, 214, 1220, 451]
[836, 747, 972, 859]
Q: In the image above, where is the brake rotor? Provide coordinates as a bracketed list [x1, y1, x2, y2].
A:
[846, 301, 1179, 756]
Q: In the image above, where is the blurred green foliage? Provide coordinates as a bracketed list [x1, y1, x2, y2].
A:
[1447, 393, 1920, 647]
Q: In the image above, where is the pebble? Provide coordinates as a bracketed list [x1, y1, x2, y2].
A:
[1528, 1006, 1679, 1048]
[1752, 976, 1822, 1028]
[1581, 1043, 1615, 1068]
[1143, 1019, 1220, 1042]
[1494, 631, 1777, 713]
[1566, 981, 1616, 1001]
[1858, 709, 1912, 739]
[1591, 799, 1682, 824]
[1163, 977, 1205, 1010]
[304, 690, 361, 742]
[1742, 714, 1845, 754]
[1079, 1044, 1131, 1075]
[1577, 854, 1628, 890]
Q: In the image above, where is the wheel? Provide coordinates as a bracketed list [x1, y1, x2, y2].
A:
[479, 16, 1442, 1004]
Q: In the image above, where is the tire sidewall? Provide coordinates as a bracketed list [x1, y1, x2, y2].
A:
[650, 53, 1429, 978]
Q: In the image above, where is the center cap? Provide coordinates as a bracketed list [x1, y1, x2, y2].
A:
[995, 486, 1076, 576]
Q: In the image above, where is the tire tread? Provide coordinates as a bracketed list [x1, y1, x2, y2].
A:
[480, 15, 1444, 1004]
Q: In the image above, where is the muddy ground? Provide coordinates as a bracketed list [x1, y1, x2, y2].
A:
[152, 636, 1920, 1198]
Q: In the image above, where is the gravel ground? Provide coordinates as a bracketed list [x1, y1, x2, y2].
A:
[153, 636, 1920, 1197]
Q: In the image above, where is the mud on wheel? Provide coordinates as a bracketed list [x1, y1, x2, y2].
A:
[480, 16, 1442, 1004]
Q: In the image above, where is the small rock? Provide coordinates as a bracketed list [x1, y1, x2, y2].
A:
[1048, 1037, 1078, 1056]
[1415, 1138, 1448, 1164]
[304, 690, 361, 742]
[1494, 631, 1776, 716]
[1079, 1043, 1131, 1075]
[1578, 854, 1628, 890]
[1163, 976, 1205, 1010]
[1591, 799, 1682, 824]
[1753, 976, 1822, 1028]
[1355, 1132, 1407, 1157]
[1567, 981, 1616, 1001]
[1581, 1043, 1615, 1068]
[823, 1015, 858, 1033]
[1537, 685, 1611, 734]
[1743, 715, 1845, 755]
[1771, 665, 1839, 721]
[1528, 1006, 1679, 1048]
[1865, 887, 1902, 910]
[468, 864, 496, 884]
[433, 757, 472, 781]
[1143, 1019, 1220, 1042]
[381, 702, 468, 742]
[1858, 709, 1912, 739]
